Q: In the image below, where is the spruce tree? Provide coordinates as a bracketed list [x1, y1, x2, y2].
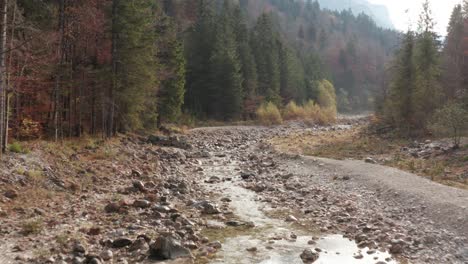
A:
[232, 5, 258, 101]
[279, 45, 306, 103]
[113, 0, 158, 131]
[443, 4, 464, 100]
[210, 0, 243, 120]
[185, 0, 216, 117]
[413, 0, 442, 130]
[252, 13, 281, 104]
[385, 30, 416, 133]
[157, 15, 186, 125]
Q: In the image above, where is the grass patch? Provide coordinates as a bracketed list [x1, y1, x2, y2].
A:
[21, 218, 44, 235]
[55, 233, 71, 248]
[26, 170, 45, 186]
[8, 142, 29, 154]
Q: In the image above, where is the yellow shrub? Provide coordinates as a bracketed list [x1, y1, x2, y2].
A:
[283, 101, 306, 120]
[303, 100, 320, 119]
[303, 100, 336, 125]
[317, 79, 337, 111]
[256, 102, 283, 125]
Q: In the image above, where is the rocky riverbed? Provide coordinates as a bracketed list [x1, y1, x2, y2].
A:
[0, 121, 467, 264]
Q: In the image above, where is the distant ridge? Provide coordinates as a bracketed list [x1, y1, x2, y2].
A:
[317, 0, 394, 29]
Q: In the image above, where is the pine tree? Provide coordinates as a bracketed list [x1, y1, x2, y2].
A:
[210, 0, 243, 120]
[279, 45, 306, 103]
[185, 0, 215, 116]
[443, 4, 465, 100]
[252, 13, 281, 104]
[413, 0, 442, 130]
[113, 0, 159, 131]
[232, 5, 258, 101]
[157, 15, 186, 125]
[385, 30, 416, 133]
[303, 53, 325, 101]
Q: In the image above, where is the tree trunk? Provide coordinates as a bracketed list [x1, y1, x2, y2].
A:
[0, 0, 8, 154]
[109, 0, 118, 138]
[5, 0, 16, 150]
[54, 0, 66, 141]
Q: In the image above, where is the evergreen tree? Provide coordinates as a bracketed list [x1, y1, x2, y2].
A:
[157, 15, 186, 125]
[443, 4, 465, 100]
[185, 0, 216, 116]
[232, 5, 258, 101]
[413, 0, 442, 130]
[113, 0, 159, 131]
[385, 30, 416, 133]
[252, 13, 281, 104]
[208, 1, 243, 120]
[279, 45, 306, 103]
[303, 53, 325, 100]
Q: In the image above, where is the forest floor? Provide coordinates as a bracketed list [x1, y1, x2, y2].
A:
[0, 119, 467, 264]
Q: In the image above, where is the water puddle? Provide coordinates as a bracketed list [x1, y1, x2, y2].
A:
[201, 158, 397, 264]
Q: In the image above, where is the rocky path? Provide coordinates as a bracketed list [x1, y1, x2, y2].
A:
[189, 125, 468, 264]
[0, 122, 467, 264]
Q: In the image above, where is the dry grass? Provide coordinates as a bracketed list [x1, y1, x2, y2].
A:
[282, 100, 336, 125]
[256, 102, 283, 126]
[283, 101, 306, 120]
[271, 125, 468, 189]
[21, 218, 44, 235]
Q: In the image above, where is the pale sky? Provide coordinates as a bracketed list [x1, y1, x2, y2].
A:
[368, 0, 462, 35]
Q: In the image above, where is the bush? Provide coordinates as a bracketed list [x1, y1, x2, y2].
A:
[9, 142, 29, 154]
[256, 102, 283, 125]
[429, 102, 468, 148]
[304, 100, 336, 125]
[317, 79, 337, 111]
[18, 118, 41, 140]
[283, 101, 306, 120]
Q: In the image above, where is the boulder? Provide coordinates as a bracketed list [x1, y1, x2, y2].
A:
[300, 249, 319, 263]
[112, 237, 133, 248]
[149, 236, 193, 260]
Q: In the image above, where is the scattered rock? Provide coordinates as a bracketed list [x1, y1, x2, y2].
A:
[112, 238, 133, 248]
[100, 250, 113, 261]
[300, 249, 319, 263]
[206, 176, 221, 184]
[193, 201, 221, 214]
[132, 180, 147, 192]
[105, 202, 121, 213]
[241, 171, 255, 180]
[129, 237, 149, 252]
[133, 199, 151, 208]
[4, 189, 18, 199]
[149, 236, 193, 260]
[246, 247, 257, 252]
[207, 241, 222, 250]
[73, 243, 86, 255]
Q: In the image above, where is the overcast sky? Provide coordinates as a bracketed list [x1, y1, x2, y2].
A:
[368, 0, 461, 35]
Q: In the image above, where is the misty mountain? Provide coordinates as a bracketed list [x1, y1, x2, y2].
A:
[317, 0, 394, 29]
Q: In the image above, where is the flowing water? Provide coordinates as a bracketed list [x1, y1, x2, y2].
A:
[200, 158, 397, 264]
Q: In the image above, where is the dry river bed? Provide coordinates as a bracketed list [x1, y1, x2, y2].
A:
[0, 122, 466, 264]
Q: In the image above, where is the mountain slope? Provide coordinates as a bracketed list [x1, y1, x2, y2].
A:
[317, 0, 394, 29]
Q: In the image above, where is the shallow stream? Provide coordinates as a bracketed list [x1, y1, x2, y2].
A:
[200, 158, 397, 264]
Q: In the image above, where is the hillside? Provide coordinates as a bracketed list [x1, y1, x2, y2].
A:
[317, 0, 394, 29]
[240, 0, 400, 111]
